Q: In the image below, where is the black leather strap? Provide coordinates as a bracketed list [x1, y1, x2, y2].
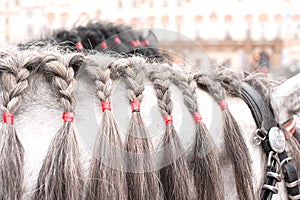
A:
[241, 82, 299, 200]
[241, 82, 277, 130]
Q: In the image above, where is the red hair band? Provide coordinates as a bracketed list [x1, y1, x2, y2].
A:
[131, 99, 140, 112]
[62, 112, 75, 122]
[219, 100, 228, 110]
[136, 40, 141, 46]
[3, 112, 14, 124]
[141, 40, 149, 46]
[114, 37, 122, 45]
[283, 117, 296, 138]
[100, 41, 108, 49]
[76, 42, 84, 50]
[101, 101, 111, 112]
[164, 115, 173, 125]
[193, 112, 202, 123]
[130, 40, 137, 48]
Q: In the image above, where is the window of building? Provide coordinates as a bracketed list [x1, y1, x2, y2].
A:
[195, 15, 202, 23]
[259, 14, 268, 22]
[177, 0, 182, 7]
[224, 15, 233, 23]
[149, 0, 154, 7]
[258, 14, 268, 40]
[116, 18, 124, 25]
[274, 14, 283, 39]
[95, 9, 101, 20]
[132, 0, 137, 8]
[163, 0, 168, 7]
[131, 17, 139, 27]
[175, 15, 183, 35]
[209, 12, 218, 22]
[147, 16, 156, 26]
[47, 12, 55, 22]
[26, 25, 34, 40]
[118, 0, 123, 8]
[292, 15, 300, 39]
[60, 13, 69, 26]
[161, 15, 169, 27]
[244, 14, 253, 39]
[79, 12, 89, 21]
[27, 10, 33, 18]
[5, 34, 10, 42]
[5, 17, 9, 25]
[224, 15, 233, 40]
[195, 15, 202, 39]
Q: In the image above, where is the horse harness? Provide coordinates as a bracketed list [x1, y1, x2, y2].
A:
[241, 82, 300, 200]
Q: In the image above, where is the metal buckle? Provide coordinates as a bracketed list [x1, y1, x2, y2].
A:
[253, 127, 267, 145]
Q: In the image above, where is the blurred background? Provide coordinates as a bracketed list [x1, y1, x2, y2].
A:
[1, 0, 300, 77]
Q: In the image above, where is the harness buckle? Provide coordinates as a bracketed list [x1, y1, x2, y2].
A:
[253, 127, 267, 146]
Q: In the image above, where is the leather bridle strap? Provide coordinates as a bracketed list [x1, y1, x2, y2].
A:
[241, 82, 276, 130]
[241, 82, 299, 200]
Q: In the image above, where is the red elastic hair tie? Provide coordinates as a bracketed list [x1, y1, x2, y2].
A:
[193, 112, 202, 123]
[141, 40, 150, 46]
[164, 115, 173, 125]
[219, 100, 228, 110]
[130, 40, 137, 48]
[62, 112, 75, 122]
[136, 40, 141, 46]
[100, 41, 108, 49]
[101, 101, 111, 112]
[131, 99, 140, 112]
[283, 117, 296, 138]
[114, 37, 122, 45]
[76, 42, 84, 50]
[3, 112, 14, 124]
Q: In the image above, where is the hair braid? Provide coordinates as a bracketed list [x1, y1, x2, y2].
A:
[214, 66, 244, 97]
[85, 54, 127, 199]
[112, 57, 162, 200]
[244, 72, 279, 106]
[147, 65, 196, 200]
[170, 70, 224, 200]
[194, 73, 255, 200]
[34, 54, 84, 200]
[0, 50, 33, 200]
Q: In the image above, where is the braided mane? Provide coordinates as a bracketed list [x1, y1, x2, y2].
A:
[1, 20, 299, 199]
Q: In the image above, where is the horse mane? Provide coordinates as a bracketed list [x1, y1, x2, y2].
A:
[0, 47, 39, 200]
[170, 70, 224, 199]
[146, 64, 197, 199]
[34, 53, 85, 200]
[84, 54, 128, 199]
[193, 73, 255, 199]
[3, 26, 300, 199]
[111, 57, 163, 199]
[20, 22, 164, 61]
[215, 66, 300, 179]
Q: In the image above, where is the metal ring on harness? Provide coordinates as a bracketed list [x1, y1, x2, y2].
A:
[286, 179, 300, 188]
[266, 172, 282, 182]
[280, 157, 293, 169]
[262, 184, 279, 194]
[288, 194, 300, 200]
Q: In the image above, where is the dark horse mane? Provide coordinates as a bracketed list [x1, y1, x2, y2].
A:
[19, 22, 164, 61]
[1, 22, 299, 200]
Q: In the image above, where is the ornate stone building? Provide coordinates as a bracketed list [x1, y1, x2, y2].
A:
[1, 0, 300, 70]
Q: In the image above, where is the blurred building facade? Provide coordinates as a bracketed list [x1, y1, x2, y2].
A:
[1, 0, 300, 70]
